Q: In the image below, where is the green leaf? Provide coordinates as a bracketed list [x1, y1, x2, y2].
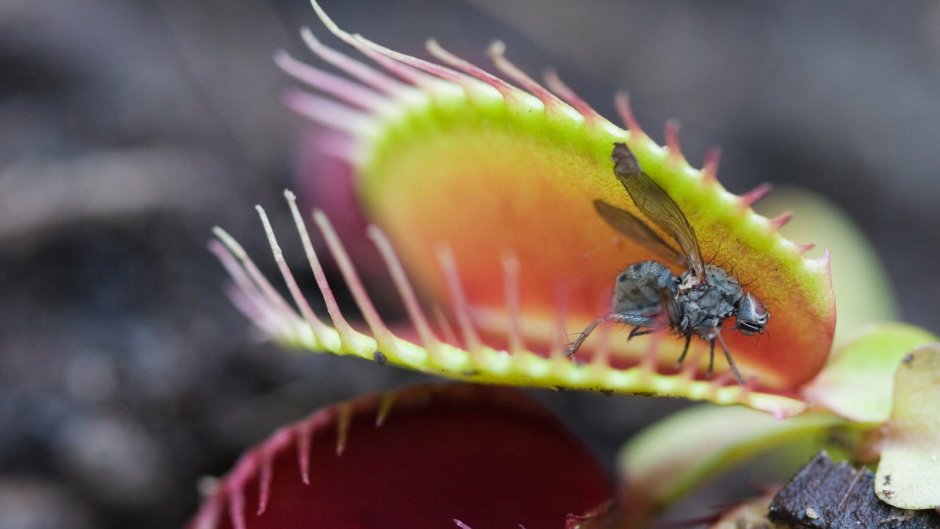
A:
[803, 323, 937, 423]
[875, 343, 940, 509]
[617, 405, 843, 526]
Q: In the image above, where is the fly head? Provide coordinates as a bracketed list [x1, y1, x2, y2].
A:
[735, 292, 769, 336]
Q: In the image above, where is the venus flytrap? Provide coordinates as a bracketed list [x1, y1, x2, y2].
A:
[212, 2, 837, 416]
[194, 2, 940, 528]
[188, 384, 614, 529]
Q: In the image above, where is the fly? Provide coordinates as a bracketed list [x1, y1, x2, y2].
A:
[565, 143, 769, 384]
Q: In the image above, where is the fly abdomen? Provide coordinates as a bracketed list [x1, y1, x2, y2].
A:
[611, 260, 677, 316]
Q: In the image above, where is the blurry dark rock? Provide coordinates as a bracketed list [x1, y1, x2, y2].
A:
[64, 351, 119, 405]
[54, 411, 173, 509]
[0, 148, 231, 251]
[0, 480, 95, 529]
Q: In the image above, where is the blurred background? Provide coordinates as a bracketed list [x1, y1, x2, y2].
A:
[2, 0, 939, 527]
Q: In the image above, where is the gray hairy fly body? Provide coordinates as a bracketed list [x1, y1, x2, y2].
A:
[565, 143, 769, 384]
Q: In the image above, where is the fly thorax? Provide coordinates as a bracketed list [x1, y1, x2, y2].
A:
[676, 265, 744, 336]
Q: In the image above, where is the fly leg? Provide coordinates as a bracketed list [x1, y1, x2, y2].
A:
[674, 334, 693, 368]
[628, 327, 653, 340]
[707, 338, 716, 377]
[565, 312, 657, 359]
[716, 334, 745, 385]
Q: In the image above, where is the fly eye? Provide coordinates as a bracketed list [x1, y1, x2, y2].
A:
[736, 320, 764, 336]
[735, 292, 769, 335]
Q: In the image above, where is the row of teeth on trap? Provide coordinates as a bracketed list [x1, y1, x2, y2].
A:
[274, 2, 819, 259]
[209, 188, 810, 420]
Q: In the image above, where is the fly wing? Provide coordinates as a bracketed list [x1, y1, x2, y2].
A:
[593, 199, 685, 266]
[610, 142, 706, 280]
